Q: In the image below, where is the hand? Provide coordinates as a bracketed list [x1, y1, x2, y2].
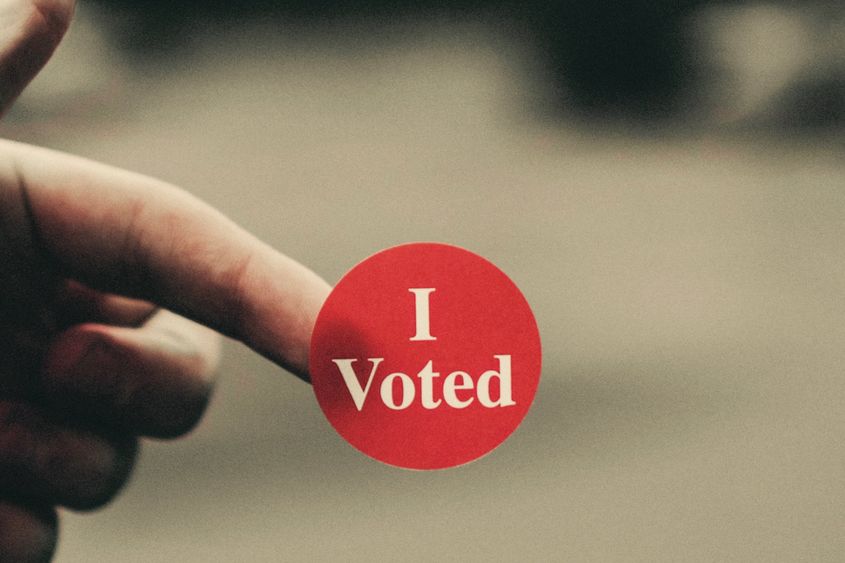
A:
[0, 1, 330, 560]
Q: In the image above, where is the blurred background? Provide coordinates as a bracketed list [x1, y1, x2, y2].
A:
[4, 0, 845, 560]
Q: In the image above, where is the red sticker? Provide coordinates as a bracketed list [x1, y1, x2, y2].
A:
[310, 243, 541, 470]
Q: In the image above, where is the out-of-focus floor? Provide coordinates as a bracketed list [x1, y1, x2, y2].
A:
[5, 8, 845, 562]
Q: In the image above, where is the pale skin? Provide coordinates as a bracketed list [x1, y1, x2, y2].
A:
[0, 1, 331, 560]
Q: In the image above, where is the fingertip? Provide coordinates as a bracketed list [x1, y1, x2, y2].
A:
[236, 253, 331, 381]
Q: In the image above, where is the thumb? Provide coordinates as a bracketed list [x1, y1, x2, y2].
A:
[0, 0, 75, 116]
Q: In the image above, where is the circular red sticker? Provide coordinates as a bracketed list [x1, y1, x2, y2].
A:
[310, 243, 541, 470]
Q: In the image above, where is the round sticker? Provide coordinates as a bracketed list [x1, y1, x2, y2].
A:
[310, 243, 541, 470]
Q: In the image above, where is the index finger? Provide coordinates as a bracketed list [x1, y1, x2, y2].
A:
[1, 139, 331, 379]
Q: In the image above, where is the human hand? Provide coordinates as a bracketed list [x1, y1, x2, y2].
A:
[0, 1, 330, 560]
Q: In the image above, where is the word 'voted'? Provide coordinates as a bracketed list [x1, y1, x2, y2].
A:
[332, 288, 515, 411]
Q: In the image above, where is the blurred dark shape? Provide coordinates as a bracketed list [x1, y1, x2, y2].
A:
[89, 0, 491, 52]
[529, 1, 699, 120]
[764, 72, 845, 132]
[86, 0, 843, 128]
[88, 0, 701, 121]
